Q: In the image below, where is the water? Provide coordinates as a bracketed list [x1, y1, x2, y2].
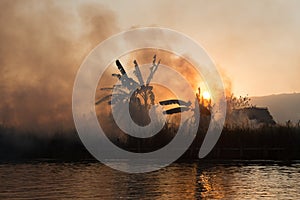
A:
[0, 161, 299, 199]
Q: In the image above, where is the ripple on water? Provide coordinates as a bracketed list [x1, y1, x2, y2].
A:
[0, 162, 299, 199]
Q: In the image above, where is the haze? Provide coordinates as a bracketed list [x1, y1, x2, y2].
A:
[0, 0, 299, 129]
[99, 0, 300, 96]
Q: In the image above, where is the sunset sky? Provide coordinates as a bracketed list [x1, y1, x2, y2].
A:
[99, 0, 300, 97]
[49, 0, 300, 97]
[0, 0, 299, 128]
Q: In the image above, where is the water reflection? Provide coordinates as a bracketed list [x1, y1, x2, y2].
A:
[0, 161, 299, 199]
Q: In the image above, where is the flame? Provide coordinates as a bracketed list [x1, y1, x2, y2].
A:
[202, 91, 211, 100]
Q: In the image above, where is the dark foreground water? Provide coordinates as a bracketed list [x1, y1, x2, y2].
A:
[0, 161, 299, 199]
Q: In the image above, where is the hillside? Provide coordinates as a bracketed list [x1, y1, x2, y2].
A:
[251, 93, 300, 124]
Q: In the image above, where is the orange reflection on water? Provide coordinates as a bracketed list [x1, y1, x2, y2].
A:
[1, 162, 299, 199]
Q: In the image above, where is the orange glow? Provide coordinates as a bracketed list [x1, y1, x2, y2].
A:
[203, 91, 211, 100]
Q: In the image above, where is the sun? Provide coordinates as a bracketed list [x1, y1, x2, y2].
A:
[202, 91, 211, 100]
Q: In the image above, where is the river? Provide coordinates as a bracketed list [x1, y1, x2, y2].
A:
[0, 161, 299, 199]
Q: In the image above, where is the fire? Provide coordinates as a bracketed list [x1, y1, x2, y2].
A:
[202, 91, 211, 100]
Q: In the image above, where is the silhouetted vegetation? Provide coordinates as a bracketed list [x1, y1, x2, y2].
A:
[0, 123, 299, 161]
[0, 125, 91, 161]
[208, 125, 300, 160]
[1, 81, 299, 161]
[1, 55, 299, 162]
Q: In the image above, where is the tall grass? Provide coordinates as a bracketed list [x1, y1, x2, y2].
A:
[0, 123, 299, 161]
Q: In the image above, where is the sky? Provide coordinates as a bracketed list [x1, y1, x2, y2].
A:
[0, 0, 299, 129]
[95, 0, 300, 96]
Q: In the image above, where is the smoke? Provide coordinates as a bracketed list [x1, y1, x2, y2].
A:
[0, 1, 234, 133]
[216, 65, 233, 97]
[0, 1, 118, 132]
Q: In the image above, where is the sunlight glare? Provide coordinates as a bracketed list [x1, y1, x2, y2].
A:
[203, 91, 211, 100]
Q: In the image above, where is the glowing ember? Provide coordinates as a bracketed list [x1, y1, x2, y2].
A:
[202, 91, 211, 100]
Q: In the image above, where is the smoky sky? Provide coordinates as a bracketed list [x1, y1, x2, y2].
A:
[2, 0, 299, 131]
[0, 0, 118, 131]
[105, 0, 300, 96]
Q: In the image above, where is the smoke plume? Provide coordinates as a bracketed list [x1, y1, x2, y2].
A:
[0, 1, 118, 131]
